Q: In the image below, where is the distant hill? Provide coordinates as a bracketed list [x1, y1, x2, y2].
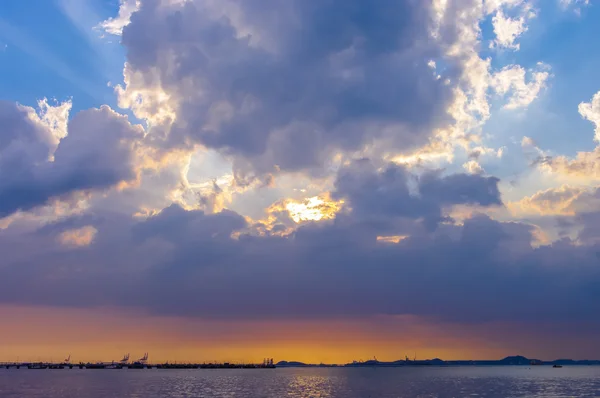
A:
[276, 355, 600, 368]
[499, 356, 533, 365]
[276, 361, 310, 367]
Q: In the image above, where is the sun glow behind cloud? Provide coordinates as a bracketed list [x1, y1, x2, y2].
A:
[285, 196, 343, 223]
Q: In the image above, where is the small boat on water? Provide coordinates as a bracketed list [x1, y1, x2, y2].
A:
[553, 364, 563, 368]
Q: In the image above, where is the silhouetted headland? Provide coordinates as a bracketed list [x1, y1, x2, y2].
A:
[276, 355, 600, 368]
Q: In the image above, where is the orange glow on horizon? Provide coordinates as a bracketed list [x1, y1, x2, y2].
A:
[1, 305, 598, 364]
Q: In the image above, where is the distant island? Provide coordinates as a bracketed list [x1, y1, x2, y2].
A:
[276, 355, 600, 368]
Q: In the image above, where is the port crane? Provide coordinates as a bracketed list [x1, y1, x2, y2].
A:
[138, 353, 148, 364]
[119, 353, 130, 364]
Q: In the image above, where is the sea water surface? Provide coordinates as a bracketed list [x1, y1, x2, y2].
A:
[1, 366, 599, 397]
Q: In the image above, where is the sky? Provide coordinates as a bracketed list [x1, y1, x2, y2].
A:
[1, 0, 600, 364]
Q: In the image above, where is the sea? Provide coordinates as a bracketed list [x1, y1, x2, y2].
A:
[1, 366, 599, 397]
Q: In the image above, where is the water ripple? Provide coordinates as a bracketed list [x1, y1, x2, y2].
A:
[1, 366, 600, 397]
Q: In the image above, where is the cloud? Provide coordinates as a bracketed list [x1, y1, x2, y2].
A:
[559, 0, 590, 14]
[490, 63, 551, 109]
[463, 160, 485, 174]
[521, 136, 537, 147]
[0, 101, 143, 218]
[0, 154, 517, 324]
[409, 0, 542, 172]
[491, 6, 535, 51]
[133, 203, 247, 243]
[579, 91, 600, 142]
[114, 0, 486, 176]
[508, 185, 588, 216]
[538, 148, 600, 180]
[537, 91, 600, 180]
[283, 195, 343, 223]
[57, 225, 98, 247]
[560, 0, 590, 5]
[2, 200, 600, 326]
[331, 160, 501, 233]
[97, 0, 140, 36]
[102, 0, 544, 192]
[419, 170, 502, 207]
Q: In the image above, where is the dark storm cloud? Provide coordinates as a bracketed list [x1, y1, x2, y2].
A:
[2, 206, 600, 324]
[332, 160, 502, 230]
[419, 171, 502, 207]
[121, 0, 461, 174]
[133, 203, 247, 243]
[1, 164, 599, 325]
[0, 103, 142, 218]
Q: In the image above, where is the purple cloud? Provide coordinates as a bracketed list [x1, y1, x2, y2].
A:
[119, 0, 465, 176]
[0, 103, 142, 218]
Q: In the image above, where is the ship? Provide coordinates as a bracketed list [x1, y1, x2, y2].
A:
[129, 352, 149, 369]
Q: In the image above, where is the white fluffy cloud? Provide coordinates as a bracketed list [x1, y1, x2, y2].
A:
[98, 0, 140, 36]
[491, 7, 535, 50]
[536, 91, 600, 180]
[25, 98, 72, 155]
[463, 160, 485, 174]
[490, 63, 551, 109]
[579, 91, 600, 142]
[418, 0, 542, 172]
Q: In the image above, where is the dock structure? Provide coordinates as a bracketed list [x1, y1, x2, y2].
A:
[0, 355, 276, 370]
[1, 362, 276, 370]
